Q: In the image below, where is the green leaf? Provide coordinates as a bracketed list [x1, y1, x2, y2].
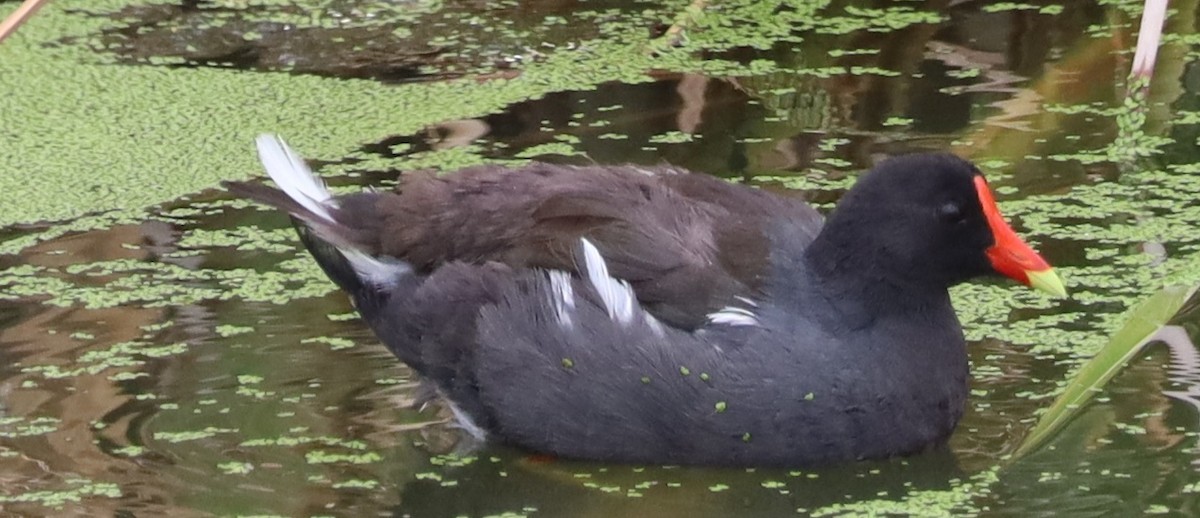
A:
[1014, 284, 1199, 458]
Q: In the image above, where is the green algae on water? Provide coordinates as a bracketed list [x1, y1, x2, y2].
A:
[305, 450, 382, 464]
[0, 479, 121, 508]
[0, 0, 855, 238]
[0, 416, 61, 438]
[217, 461, 254, 475]
[810, 467, 999, 517]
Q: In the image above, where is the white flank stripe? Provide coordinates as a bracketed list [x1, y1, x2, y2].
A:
[341, 248, 412, 289]
[547, 270, 576, 328]
[445, 399, 487, 441]
[644, 313, 667, 337]
[255, 134, 337, 224]
[579, 238, 636, 324]
[707, 306, 760, 327]
[734, 295, 759, 308]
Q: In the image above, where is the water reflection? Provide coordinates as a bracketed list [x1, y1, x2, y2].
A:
[391, 448, 966, 517]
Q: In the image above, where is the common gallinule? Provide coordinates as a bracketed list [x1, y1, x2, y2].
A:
[226, 135, 1065, 467]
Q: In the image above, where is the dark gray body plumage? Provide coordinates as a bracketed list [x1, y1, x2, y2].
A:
[227, 156, 975, 467]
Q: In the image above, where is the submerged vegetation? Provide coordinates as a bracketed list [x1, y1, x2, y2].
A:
[1, 0, 1200, 515]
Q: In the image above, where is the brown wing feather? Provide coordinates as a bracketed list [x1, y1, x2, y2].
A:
[332, 163, 822, 329]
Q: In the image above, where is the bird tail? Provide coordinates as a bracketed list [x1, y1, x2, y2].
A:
[224, 134, 411, 293]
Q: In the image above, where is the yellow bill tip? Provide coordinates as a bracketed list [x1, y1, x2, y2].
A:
[1027, 268, 1067, 299]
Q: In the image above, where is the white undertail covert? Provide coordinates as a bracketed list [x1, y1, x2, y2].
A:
[255, 134, 411, 288]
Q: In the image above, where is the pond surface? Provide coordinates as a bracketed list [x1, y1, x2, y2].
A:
[4, 0, 1200, 515]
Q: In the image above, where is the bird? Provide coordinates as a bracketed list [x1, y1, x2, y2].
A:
[224, 134, 1065, 467]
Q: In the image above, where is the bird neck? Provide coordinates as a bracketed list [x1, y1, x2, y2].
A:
[802, 224, 949, 319]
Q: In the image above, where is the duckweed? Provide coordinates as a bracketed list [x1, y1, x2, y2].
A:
[305, 450, 382, 464]
[0, 479, 121, 507]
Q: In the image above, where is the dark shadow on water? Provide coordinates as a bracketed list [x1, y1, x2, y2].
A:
[333, 75, 986, 193]
[77, 0, 645, 83]
[390, 446, 965, 518]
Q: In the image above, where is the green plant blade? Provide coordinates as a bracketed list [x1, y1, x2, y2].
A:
[1013, 283, 1200, 458]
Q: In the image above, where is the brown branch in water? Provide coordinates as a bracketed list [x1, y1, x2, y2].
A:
[650, 0, 710, 53]
[0, 0, 52, 44]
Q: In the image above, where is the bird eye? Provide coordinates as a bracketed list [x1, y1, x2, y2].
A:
[937, 203, 965, 223]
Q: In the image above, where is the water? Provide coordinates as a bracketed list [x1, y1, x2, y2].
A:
[3, 0, 1200, 515]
